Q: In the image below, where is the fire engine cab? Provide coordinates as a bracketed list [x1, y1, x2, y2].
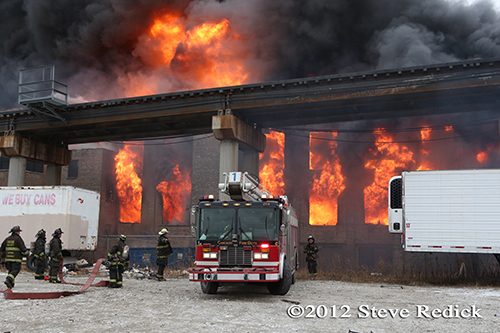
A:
[188, 171, 299, 295]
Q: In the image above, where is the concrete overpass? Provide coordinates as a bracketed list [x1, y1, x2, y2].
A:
[1, 58, 500, 187]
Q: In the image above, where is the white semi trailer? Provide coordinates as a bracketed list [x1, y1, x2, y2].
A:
[0, 186, 100, 251]
[388, 169, 500, 260]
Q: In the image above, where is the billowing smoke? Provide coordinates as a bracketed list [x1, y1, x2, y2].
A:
[1, 0, 500, 107]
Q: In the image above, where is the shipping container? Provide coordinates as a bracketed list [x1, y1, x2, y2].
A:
[0, 186, 100, 250]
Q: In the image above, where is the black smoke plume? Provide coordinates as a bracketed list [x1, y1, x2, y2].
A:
[1, 0, 499, 107]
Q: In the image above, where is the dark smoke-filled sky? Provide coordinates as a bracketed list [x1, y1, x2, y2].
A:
[1, 0, 500, 108]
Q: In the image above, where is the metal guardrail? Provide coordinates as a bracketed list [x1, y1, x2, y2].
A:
[18, 65, 68, 106]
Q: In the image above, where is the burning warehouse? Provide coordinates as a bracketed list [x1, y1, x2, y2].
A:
[1, 0, 500, 277]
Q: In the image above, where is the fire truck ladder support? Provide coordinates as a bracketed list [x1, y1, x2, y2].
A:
[0, 258, 109, 299]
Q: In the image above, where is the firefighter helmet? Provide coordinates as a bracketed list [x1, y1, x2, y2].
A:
[52, 228, 64, 237]
[10, 226, 22, 233]
[308, 235, 315, 241]
[36, 229, 46, 237]
[119, 234, 127, 241]
[158, 228, 169, 235]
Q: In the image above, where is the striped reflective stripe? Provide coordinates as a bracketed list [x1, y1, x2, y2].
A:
[157, 245, 170, 249]
[6, 247, 20, 251]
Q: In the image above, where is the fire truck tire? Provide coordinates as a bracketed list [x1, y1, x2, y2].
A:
[200, 281, 219, 294]
[267, 260, 292, 295]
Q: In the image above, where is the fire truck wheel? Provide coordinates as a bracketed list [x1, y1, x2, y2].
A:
[200, 281, 219, 294]
[267, 260, 292, 295]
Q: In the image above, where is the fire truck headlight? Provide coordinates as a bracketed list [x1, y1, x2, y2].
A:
[254, 253, 269, 260]
[203, 252, 218, 259]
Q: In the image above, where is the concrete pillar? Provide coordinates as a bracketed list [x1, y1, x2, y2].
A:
[8, 156, 27, 186]
[241, 150, 259, 176]
[219, 140, 239, 201]
[0, 135, 72, 187]
[46, 164, 62, 185]
[212, 114, 266, 201]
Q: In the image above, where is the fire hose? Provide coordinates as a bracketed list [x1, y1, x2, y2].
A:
[0, 258, 109, 299]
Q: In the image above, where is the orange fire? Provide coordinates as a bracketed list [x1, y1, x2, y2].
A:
[156, 164, 192, 224]
[114, 144, 143, 223]
[477, 151, 488, 164]
[476, 144, 494, 164]
[417, 126, 432, 170]
[364, 130, 414, 225]
[259, 131, 285, 195]
[133, 12, 251, 91]
[309, 132, 346, 225]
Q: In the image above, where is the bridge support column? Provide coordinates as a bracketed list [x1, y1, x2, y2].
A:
[46, 164, 62, 185]
[241, 150, 259, 177]
[219, 140, 239, 201]
[0, 135, 72, 186]
[212, 114, 266, 200]
[7, 156, 27, 186]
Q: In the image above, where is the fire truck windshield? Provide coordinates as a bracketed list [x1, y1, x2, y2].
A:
[197, 207, 279, 242]
[198, 208, 235, 241]
[238, 207, 279, 241]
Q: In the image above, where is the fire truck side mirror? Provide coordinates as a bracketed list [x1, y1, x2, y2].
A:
[190, 206, 198, 236]
[280, 224, 286, 236]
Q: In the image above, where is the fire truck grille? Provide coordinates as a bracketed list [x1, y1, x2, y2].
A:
[219, 246, 252, 267]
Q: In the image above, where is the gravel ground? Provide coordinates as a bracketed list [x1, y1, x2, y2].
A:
[1, 270, 500, 333]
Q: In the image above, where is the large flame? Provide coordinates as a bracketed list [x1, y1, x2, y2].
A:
[114, 144, 143, 223]
[309, 132, 346, 225]
[115, 12, 251, 224]
[156, 164, 192, 224]
[133, 12, 251, 92]
[259, 131, 285, 195]
[364, 130, 414, 225]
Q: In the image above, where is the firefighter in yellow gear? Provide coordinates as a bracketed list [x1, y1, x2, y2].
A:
[33, 229, 47, 280]
[0, 226, 29, 289]
[49, 228, 64, 283]
[108, 235, 129, 288]
[156, 228, 173, 281]
[304, 235, 319, 275]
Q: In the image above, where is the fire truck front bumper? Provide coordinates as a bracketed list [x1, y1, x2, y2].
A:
[188, 266, 280, 283]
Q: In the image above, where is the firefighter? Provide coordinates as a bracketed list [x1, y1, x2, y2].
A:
[108, 235, 129, 288]
[304, 235, 319, 275]
[49, 228, 64, 283]
[156, 228, 173, 281]
[0, 226, 29, 289]
[33, 229, 47, 280]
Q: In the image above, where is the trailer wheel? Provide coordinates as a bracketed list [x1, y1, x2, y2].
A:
[267, 260, 292, 295]
[200, 281, 219, 294]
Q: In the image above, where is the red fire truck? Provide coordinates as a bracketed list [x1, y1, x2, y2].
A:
[188, 171, 299, 295]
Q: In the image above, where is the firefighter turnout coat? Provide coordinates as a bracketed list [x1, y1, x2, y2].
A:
[1, 233, 29, 263]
